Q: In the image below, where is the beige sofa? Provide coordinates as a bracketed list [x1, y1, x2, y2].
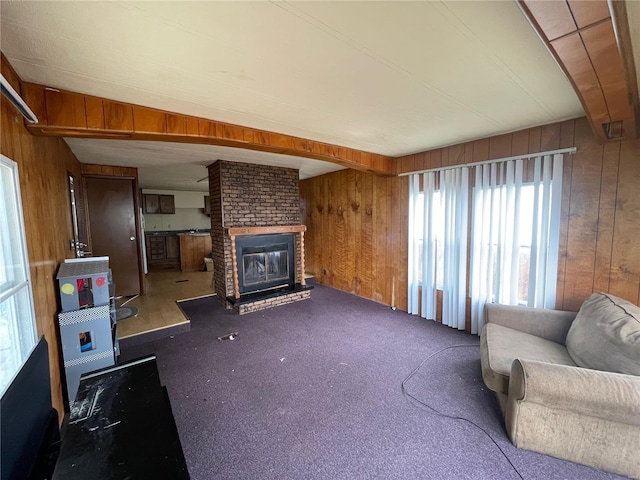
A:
[480, 292, 640, 479]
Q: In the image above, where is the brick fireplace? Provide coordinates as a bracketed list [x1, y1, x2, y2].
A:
[208, 160, 311, 314]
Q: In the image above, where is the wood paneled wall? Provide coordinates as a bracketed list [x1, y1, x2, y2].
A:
[303, 117, 639, 319]
[1, 54, 82, 415]
[300, 170, 409, 310]
[558, 123, 640, 310]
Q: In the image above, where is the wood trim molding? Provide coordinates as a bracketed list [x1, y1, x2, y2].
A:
[519, 0, 638, 141]
[81, 163, 138, 178]
[230, 235, 240, 300]
[609, 0, 639, 108]
[20, 82, 394, 176]
[226, 225, 307, 298]
[225, 225, 307, 236]
[299, 231, 306, 288]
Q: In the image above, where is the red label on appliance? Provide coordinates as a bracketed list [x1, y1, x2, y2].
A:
[96, 277, 106, 287]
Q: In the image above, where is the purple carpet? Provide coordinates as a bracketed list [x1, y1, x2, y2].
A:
[120, 281, 625, 480]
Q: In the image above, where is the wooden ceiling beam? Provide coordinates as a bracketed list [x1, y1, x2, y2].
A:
[519, 0, 638, 141]
[19, 82, 395, 176]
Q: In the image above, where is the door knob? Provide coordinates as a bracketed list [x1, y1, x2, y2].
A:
[130, 236, 135, 241]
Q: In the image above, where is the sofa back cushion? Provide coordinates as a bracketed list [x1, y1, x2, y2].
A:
[566, 292, 640, 376]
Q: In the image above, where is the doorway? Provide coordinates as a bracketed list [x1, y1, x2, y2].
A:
[68, 173, 90, 257]
[84, 176, 142, 297]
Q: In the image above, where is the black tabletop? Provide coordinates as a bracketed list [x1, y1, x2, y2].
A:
[53, 356, 189, 480]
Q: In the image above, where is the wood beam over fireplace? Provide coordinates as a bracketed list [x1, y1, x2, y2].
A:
[19, 83, 395, 176]
[225, 225, 307, 236]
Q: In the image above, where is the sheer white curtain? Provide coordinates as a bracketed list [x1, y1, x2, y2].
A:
[469, 154, 563, 334]
[441, 168, 469, 330]
[408, 168, 469, 329]
[408, 172, 437, 319]
[408, 174, 420, 315]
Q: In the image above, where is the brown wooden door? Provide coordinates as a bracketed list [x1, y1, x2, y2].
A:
[85, 177, 141, 296]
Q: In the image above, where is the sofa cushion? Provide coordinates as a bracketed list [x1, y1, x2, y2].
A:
[481, 323, 576, 395]
[566, 292, 640, 376]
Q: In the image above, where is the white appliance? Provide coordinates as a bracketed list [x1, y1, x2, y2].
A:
[140, 209, 148, 274]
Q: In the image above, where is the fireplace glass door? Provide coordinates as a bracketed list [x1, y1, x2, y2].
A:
[243, 250, 289, 287]
[236, 233, 296, 295]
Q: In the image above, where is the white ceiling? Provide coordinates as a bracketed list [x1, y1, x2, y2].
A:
[65, 138, 346, 190]
[1, 1, 588, 189]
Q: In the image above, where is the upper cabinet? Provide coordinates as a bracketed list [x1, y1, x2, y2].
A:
[159, 195, 175, 214]
[204, 196, 211, 215]
[143, 194, 159, 214]
[144, 194, 175, 214]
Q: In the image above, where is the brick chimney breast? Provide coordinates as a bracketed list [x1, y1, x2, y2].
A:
[208, 160, 306, 309]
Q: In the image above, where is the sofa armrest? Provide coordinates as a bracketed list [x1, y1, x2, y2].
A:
[506, 359, 640, 478]
[508, 359, 640, 427]
[484, 303, 577, 344]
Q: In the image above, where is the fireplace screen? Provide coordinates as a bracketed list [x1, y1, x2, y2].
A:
[235, 233, 295, 295]
[243, 250, 289, 286]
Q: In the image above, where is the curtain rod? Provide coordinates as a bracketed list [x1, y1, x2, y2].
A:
[398, 147, 577, 177]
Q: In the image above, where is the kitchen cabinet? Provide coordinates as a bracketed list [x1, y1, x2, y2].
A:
[204, 196, 211, 215]
[159, 195, 175, 214]
[179, 234, 213, 271]
[143, 194, 160, 214]
[165, 235, 180, 259]
[145, 234, 180, 266]
[147, 236, 166, 261]
[143, 194, 175, 214]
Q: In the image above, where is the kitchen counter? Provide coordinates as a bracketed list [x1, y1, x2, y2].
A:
[144, 231, 212, 270]
[146, 229, 211, 236]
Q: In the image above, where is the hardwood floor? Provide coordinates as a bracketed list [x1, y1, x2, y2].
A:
[116, 268, 214, 339]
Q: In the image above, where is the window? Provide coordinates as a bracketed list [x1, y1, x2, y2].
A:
[0, 155, 37, 395]
[408, 153, 564, 335]
[471, 183, 537, 305]
[470, 154, 563, 334]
